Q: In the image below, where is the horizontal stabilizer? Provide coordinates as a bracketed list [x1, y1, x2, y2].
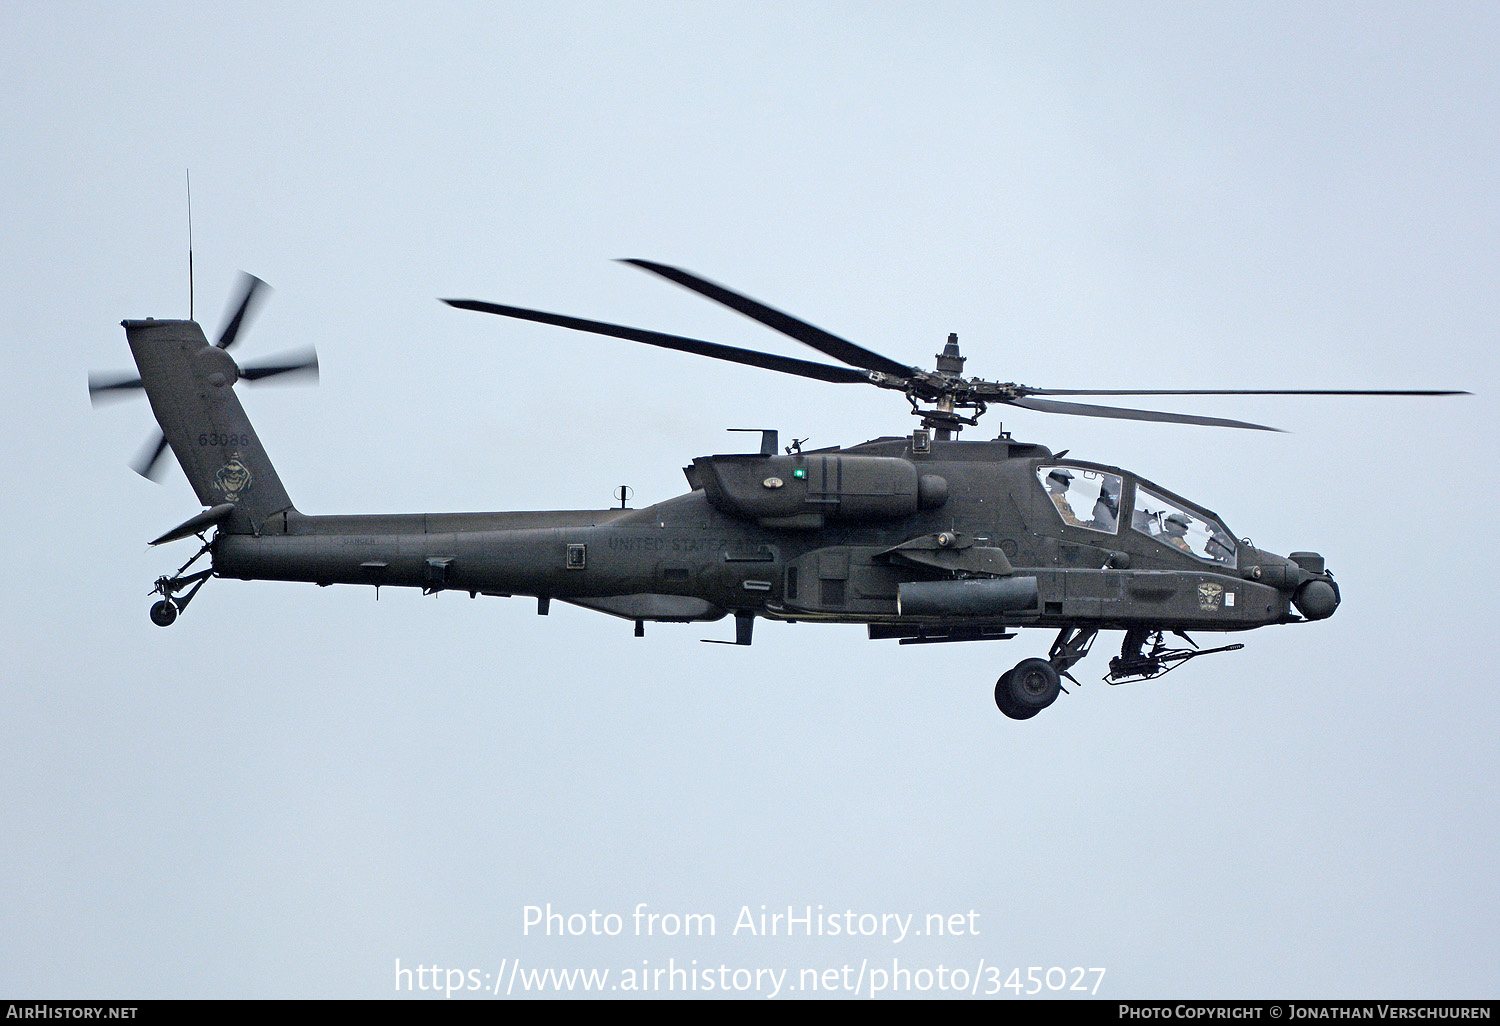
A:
[150, 503, 236, 546]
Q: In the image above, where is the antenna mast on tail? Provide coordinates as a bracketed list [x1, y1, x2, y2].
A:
[186, 170, 194, 321]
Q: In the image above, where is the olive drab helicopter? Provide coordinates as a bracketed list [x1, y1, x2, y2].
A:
[92, 261, 1465, 719]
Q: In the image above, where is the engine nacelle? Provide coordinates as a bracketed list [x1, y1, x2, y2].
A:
[693, 453, 947, 527]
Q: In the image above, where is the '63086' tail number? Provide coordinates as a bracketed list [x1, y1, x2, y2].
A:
[199, 432, 252, 447]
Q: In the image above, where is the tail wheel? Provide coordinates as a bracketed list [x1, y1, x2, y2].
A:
[150, 600, 178, 627]
[996, 658, 1060, 718]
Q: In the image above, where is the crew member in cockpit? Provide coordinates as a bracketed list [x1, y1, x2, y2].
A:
[1092, 480, 1120, 531]
[1161, 513, 1194, 552]
[1045, 469, 1087, 527]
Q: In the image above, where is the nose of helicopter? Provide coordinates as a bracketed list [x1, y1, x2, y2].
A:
[1293, 577, 1340, 619]
[1287, 551, 1340, 620]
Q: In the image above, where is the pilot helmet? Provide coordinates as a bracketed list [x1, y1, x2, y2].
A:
[1164, 513, 1191, 534]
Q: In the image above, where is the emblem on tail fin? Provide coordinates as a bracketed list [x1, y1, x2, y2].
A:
[214, 453, 253, 502]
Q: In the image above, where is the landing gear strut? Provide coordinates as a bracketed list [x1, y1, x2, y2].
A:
[994, 626, 1099, 720]
[147, 540, 214, 628]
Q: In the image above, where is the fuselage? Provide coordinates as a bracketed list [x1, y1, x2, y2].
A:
[213, 435, 1332, 635]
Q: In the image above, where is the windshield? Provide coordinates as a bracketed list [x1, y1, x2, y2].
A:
[1036, 465, 1123, 534]
[1130, 484, 1236, 567]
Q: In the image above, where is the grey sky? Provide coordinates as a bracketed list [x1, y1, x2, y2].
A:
[1, 2, 1495, 998]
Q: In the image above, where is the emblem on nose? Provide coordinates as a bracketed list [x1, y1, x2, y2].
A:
[1197, 581, 1224, 611]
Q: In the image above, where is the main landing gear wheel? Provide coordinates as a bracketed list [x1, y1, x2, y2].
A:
[150, 599, 179, 627]
[994, 671, 1034, 720]
[994, 658, 1061, 720]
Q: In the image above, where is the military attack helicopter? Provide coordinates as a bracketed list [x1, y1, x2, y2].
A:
[92, 262, 1463, 719]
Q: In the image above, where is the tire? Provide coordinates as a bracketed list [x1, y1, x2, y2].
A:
[994, 670, 1016, 716]
[1001, 657, 1060, 716]
[994, 669, 1041, 720]
[150, 600, 178, 627]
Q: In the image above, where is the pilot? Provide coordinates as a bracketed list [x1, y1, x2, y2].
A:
[1161, 513, 1193, 553]
[1045, 469, 1088, 527]
[1092, 480, 1120, 531]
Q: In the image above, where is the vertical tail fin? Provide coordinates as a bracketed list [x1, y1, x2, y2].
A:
[123, 318, 295, 529]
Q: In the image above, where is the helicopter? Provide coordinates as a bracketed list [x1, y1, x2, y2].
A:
[92, 262, 1464, 719]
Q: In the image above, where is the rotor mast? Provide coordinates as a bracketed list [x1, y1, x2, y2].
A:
[927, 333, 967, 440]
[910, 332, 986, 440]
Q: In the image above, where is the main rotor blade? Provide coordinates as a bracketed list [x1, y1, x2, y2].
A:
[216, 272, 270, 350]
[1005, 396, 1282, 432]
[131, 430, 171, 480]
[239, 347, 319, 383]
[1025, 388, 1471, 397]
[88, 371, 144, 405]
[443, 298, 871, 384]
[620, 259, 917, 378]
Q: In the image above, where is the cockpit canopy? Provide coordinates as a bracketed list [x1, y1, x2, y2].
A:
[1130, 483, 1235, 566]
[1038, 465, 1122, 534]
[1035, 463, 1236, 568]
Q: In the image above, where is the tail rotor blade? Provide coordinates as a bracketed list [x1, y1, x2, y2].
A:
[131, 430, 171, 480]
[88, 372, 144, 405]
[239, 346, 319, 383]
[216, 272, 270, 350]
